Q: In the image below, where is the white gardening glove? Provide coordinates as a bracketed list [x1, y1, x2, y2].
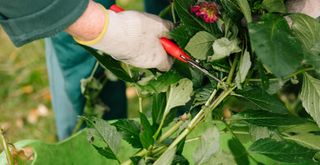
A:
[77, 9, 174, 71]
[287, 0, 320, 18]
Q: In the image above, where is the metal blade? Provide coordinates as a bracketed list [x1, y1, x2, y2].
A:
[187, 59, 222, 83]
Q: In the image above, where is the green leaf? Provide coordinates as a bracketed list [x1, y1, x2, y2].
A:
[164, 78, 193, 116]
[235, 110, 306, 127]
[11, 130, 136, 165]
[185, 31, 216, 60]
[281, 122, 320, 150]
[235, 50, 252, 88]
[138, 70, 182, 94]
[112, 120, 142, 148]
[262, 0, 286, 13]
[249, 138, 318, 163]
[193, 85, 214, 108]
[249, 14, 304, 77]
[82, 46, 134, 82]
[300, 73, 320, 127]
[237, 88, 288, 114]
[92, 145, 117, 160]
[152, 92, 167, 125]
[249, 125, 271, 141]
[83, 117, 122, 159]
[169, 25, 194, 48]
[139, 113, 154, 149]
[193, 126, 220, 165]
[236, 0, 253, 23]
[209, 37, 241, 61]
[290, 14, 320, 71]
[258, 61, 270, 90]
[154, 147, 177, 165]
[228, 138, 250, 165]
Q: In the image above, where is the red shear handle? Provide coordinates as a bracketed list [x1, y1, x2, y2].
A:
[109, 5, 191, 63]
[160, 38, 190, 63]
[110, 4, 125, 12]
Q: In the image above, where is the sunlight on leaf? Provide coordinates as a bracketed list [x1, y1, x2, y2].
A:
[235, 50, 252, 88]
[185, 31, 216, 60]
[164, 78, 193, 116]
[193, 126, 220, 165]
[300, 73, 320, 127]
[209, 37, 241, 61]
[153, 147, 176, 165]
[249, 138, 318, 163]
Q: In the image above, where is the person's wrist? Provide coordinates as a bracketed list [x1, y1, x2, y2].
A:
[65, 0, 106, 42]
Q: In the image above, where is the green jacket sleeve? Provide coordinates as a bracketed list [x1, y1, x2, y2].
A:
[0, 0, 89, 47]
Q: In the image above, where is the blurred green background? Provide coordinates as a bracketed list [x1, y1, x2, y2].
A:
[0, 0, 143, 148]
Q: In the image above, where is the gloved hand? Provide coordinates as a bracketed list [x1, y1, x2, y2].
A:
[287, 0, 320, 18]
[76, 8, 174, 71]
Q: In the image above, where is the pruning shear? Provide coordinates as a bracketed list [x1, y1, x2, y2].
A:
[110, 5, 221, 83]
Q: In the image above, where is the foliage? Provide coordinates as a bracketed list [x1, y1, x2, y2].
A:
[3, 0, 320, 164]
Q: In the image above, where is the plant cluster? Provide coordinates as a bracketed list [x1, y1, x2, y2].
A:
[82, 0, 320, 164]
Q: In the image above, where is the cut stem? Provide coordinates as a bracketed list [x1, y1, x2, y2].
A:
[1, 129, 14, 165]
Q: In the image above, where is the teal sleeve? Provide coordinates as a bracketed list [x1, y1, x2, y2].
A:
[0, 0, 89, 47]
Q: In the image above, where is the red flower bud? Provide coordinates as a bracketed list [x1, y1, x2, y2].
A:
[190, 1, 219, 23]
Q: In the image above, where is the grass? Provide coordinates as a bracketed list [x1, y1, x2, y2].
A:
[0, 0, 144, 151]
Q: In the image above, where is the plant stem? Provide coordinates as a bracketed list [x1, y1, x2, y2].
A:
[121, 149, 148, 165]
[168, 87, 235, 150]
[157, 120, 184, 143]
[227, 55, 239, 85]
[283, 67, 314, 80]
[138, 97, 143, 113]
[1, 129, 14, 165]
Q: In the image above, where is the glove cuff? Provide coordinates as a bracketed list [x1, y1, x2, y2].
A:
[74, 4, 110, 45]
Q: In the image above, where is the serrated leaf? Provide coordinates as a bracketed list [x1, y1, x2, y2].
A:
[164, 78, 193, 116]
[210, 37, 241, 61]
[228, 138, 249, 165]
[92, 145, 117, 160]
[237, 88, 288, 114]
[185, 31, 216, 60]
[290, 14, 320, 71]
[193, 126, 220, 165]
[82, 46, 134, 82]
[139, 113, 154, 149]
[300, 73, 320, 127]
[112, 120, 142, 148]
[235, 50, 252, 88]
[138, 70, 182, 94]
[83, 117, 121, 158]
[169, 25, 194, 48]
[235, 110, 306, 127]
[281, 122, 320, 150]
[249, 14, 304, 77]
[262, 0, 286, 13]
[249, 138, 318, 163]
[153, 147, 176, 165]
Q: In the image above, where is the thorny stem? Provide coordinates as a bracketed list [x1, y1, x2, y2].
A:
[1, 129, 14, 165]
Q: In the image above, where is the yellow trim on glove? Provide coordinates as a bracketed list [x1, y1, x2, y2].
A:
[74, 5, 110, 46]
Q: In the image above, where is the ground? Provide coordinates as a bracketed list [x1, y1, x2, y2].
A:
[0, 0, 143, 150]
